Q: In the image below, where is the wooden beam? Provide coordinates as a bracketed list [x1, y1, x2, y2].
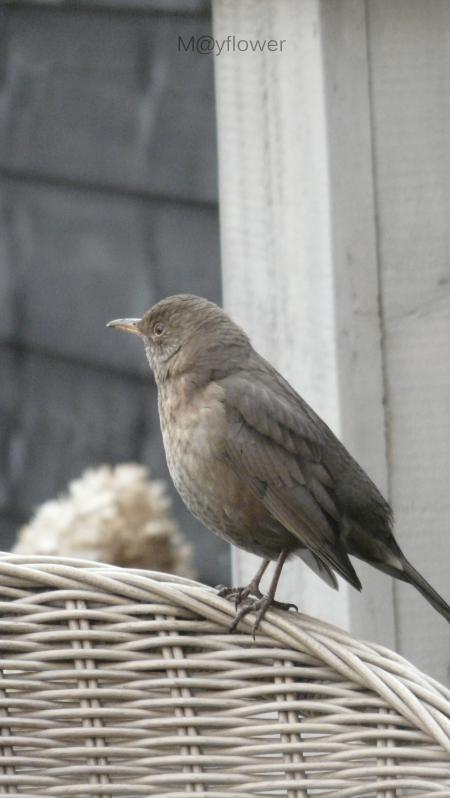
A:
[213, 0, 395, 645]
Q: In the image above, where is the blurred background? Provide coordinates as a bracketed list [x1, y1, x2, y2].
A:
[0, 0, 229, 585]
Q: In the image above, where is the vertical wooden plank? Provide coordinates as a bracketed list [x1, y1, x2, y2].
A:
[367, 0, 450, 681]
[320, 1, 395, 645]
[214, 0, 349, 630]
[213, 0, 395, 642]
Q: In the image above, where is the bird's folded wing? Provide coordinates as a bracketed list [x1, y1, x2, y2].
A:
[221, 375, 361, 590]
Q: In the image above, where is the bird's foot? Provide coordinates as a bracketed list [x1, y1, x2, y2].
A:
[216, 583, 263, 609]
[228, 594, 298, 638]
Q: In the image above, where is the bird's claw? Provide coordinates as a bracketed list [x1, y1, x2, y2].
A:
[215, 584, 231, 597]
[228, 595, 298, 638]
[216, 583, 263, 609]
[271, 599, 298, 612]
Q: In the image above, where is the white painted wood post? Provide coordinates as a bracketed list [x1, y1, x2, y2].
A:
[212, 0, 394, 643]
[213, 0, 450, 682]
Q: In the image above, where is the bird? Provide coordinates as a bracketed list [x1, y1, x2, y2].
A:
[107, 294, 450, 634]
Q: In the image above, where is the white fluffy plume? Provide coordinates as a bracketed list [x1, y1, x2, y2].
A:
[14, 463, 194, 577]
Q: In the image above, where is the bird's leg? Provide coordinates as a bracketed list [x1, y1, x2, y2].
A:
[216, 559, 270, 608]
[229, 549, 298, 637]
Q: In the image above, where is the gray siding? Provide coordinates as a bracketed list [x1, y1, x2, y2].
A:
[0, 8, 216, 203]
[0, 2, 228, 585]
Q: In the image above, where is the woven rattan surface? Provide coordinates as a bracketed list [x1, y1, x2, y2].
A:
[0, 553, 449, 797]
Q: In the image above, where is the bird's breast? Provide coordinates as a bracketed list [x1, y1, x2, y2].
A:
[159, 378, 226, 474]
[158, 380, 230, 519]
[156, 378, 287, 556]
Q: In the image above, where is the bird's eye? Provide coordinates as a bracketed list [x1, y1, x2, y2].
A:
[153, 322, 164, 337]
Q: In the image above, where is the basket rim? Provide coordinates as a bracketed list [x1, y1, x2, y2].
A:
[0, 550, 449, 754]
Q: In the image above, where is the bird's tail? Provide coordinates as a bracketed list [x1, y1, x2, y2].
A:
[401, 557, 450, 623]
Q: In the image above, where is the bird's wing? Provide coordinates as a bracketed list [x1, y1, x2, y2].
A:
[298, 550, 339, 590]
[220, 373, 361, 590]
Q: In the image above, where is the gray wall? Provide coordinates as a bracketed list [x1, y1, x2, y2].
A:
[0, 1, 229, 585]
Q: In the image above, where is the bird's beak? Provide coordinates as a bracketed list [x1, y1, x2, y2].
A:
[106, 318, 142, 336]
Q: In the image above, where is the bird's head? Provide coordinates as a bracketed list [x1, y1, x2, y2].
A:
[107, 294, 250, 383]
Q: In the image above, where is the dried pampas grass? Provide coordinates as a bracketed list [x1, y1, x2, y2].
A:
[14, 463, 194, 577]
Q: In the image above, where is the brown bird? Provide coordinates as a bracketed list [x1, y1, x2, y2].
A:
[108, 294, 450, 633]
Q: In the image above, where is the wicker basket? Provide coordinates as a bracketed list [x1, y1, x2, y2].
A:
[0, 553, 449, 797]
